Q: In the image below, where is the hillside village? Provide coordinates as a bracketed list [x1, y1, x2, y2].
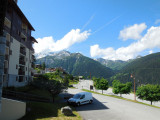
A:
[0, 0, 160, 120]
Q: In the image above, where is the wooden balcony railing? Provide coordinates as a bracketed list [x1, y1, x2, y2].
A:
[20, 49, 26, 55]
[18, 70, 25, 75]
[19, 60, 25, 65]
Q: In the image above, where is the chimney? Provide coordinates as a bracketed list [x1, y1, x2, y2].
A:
[14, 0, 18, 4]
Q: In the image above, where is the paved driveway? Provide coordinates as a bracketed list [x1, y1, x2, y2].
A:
[68, 88, 160, 120]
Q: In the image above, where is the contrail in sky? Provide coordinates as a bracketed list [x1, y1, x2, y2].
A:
[81, 14, 95, 31]
[92, 15, 122, 35]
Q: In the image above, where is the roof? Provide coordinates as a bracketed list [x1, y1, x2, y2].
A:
[31, 36, 38, 43]
[8, 0, 35, 31]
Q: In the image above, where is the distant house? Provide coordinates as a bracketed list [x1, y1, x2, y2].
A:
[0, 0, 37, 87]
[45, 67, 67, 75]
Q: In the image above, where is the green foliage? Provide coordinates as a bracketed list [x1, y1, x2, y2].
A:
[32, 75, 62, 96]
[112, 80, 132, 97]
[36, 52, 114, 79]
[42, 62, 46, 70]
[93, 77, 109, 94]
[136, 84, 160, 105]
[35, 68, 41, 73]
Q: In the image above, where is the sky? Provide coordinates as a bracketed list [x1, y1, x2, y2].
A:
[18, 0, 160, 61]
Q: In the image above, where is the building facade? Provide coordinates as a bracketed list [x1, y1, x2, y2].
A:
[0, 0, 37, 87]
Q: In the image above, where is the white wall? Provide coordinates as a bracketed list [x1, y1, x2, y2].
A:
[8, 38, 20, 75]
[0, 98, 26, 120]
[25, 48, 29, 76]
[75, 80, 94, 90]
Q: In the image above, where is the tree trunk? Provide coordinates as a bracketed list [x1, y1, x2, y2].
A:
[120, 94, 122, 97]
[102, 90, 103, 94]
[151, 101, 152, 105]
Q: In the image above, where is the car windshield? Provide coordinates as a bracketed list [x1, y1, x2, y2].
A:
[73, 94, 81, 99]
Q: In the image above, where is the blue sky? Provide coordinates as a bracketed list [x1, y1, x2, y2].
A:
[18, 0, 160, 60]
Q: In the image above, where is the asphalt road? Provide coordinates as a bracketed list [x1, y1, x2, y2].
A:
[67, 88, 160, 120]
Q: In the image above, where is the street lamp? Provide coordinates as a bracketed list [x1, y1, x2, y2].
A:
[131, 74, 136, 101]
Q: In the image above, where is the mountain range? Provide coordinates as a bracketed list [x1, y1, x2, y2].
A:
[35, 51, 114, 78]
[35, 51, 160, 85]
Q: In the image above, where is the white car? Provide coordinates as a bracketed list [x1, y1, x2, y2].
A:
[67, 92, 93, 106]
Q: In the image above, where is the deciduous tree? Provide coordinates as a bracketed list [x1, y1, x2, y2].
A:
[112, 80, 132, 97]
[136, 84, 160, 105]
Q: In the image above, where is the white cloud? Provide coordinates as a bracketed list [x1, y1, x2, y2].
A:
[149, 50, 153, 54]
[155, 19, 160, 24]
[91, 26, 160, 61]
[34, 29, 91, 54]
[119, 23, 147, 41]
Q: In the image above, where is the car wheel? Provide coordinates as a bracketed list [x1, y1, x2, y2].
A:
[77, 102, 80, 106]
[89, 100, 93, 104]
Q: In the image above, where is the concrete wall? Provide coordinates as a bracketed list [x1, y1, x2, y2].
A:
[75, 80, 94, 90]
[0, 98, 26, 120]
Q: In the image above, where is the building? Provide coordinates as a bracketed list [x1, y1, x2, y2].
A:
[0, 0, 37, 119]
[1, 0, 37, 88]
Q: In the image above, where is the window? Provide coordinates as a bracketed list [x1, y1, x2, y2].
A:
[16, 76, 18, 81]
[80, 95, 85, 99]
[16, 65, 18, 69]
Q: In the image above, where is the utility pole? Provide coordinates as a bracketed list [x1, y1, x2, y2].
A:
[131, 74, 136, 101]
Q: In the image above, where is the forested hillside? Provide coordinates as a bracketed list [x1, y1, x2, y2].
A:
[36, 51, 114, 78]
[110, 52, 160, 85]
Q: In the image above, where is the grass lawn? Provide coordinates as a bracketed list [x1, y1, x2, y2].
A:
[20, 102, 82, 120]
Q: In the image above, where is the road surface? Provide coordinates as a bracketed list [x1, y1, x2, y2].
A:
[67, 88, 160, 120]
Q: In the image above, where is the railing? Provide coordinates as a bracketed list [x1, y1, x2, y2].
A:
[19, 60, 25, 65]
[20, 49, 26, 55]
[2, 90, 52, 103]
[4, 68, 8, 74]
[32, 55, 36, 61]
[18, 70, 25, 75]
[31, 63, 35, 68]
[5, 55, 9, 60]
[6, 40, 10, 47]
[31, 72, 34, 76]
[22, 29, 27, 35]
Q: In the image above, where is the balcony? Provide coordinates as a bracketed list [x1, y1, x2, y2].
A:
[22, 29, 27, 35]
[19, 60, 25, 65]
[30, 47, 35, 53]
[31, 63, 35, 68]
[20, 49, 26, 55]
[31, 72, 34, 76]
[18, 70, 25, 75]
[4, 17, 11, 29]
[32, 55, 36, 62]
[5, 55, 9, 60]
[19, 76, 24, 82]
[6, 40, 10, 47]
[4, 68, 8, 74]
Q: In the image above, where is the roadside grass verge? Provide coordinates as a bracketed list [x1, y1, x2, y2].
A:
[82, 89, 160, 109]
[20, 102, 82, 120]
[69, 80, 79, 85]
